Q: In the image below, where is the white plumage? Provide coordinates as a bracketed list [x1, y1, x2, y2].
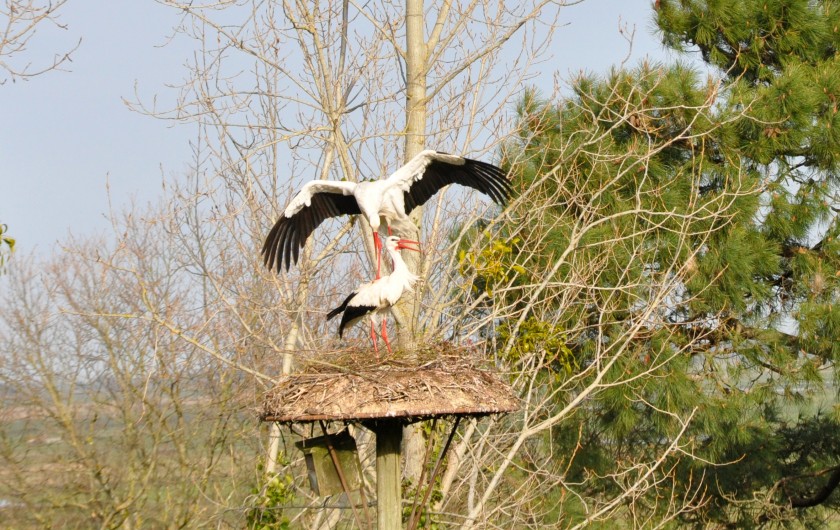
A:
[326, 236, 421, 355]
[262, 149, 511, 274]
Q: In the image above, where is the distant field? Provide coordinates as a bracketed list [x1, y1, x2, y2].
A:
[0, 402, 267, 529]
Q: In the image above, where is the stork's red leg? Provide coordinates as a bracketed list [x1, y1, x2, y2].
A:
[370, 320, 380, 360]
[381, 320, 392, 355]
[373, 232, 382, 279]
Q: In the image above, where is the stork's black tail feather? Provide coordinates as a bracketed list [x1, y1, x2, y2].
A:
[326, 293, 356, 321]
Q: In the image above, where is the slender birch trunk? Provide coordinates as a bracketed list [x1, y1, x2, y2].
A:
[400, 0, 429, 484]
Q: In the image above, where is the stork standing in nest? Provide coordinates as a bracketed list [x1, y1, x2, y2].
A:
[326, 235, 421, 356]
[262, 149, 511, 278]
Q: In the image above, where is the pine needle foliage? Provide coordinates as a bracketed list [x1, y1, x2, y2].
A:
[656, 0, 840, 366]
[457, 3, 840, 523]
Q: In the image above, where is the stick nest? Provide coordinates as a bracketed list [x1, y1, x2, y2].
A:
[261, 342, 519, 423]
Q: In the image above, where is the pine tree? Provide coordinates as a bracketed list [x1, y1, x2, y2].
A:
[459, 1, 840, 525]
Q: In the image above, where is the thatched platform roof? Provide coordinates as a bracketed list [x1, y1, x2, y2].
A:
[261, 344, 519, 423]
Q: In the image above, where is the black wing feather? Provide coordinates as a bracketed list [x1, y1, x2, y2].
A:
[403, 157, 512, 214]
[327, 289, 376, 338]
[262, 192, 362, 272]
[337, 303, 375, 338]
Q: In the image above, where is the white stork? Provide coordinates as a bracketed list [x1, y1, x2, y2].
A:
[262, 149, 511, 277]
[326, 235, 421, 356]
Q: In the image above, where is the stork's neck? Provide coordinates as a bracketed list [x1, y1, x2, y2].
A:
[385, 246, 419, 288]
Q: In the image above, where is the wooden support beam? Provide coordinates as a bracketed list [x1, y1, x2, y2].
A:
[376, 422, 403, 530]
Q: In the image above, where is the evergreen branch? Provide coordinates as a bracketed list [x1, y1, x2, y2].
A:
[778, 465, 840, 509]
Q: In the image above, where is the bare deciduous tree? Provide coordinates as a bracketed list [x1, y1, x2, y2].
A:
[0, 219, 262, 528]
[0, 0, 78, 84]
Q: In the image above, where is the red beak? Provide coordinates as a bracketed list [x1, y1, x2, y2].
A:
[396, 239, 421, 252]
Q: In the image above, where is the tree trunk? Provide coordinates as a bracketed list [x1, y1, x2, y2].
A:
[393, 0, 427, 351]
[376, 422, 403, 530]
[399, 0, 428, 485]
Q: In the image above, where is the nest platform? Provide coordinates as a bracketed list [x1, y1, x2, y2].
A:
[261, 343, 518, 424]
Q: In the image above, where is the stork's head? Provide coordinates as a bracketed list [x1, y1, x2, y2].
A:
[383, 235, 421, 253]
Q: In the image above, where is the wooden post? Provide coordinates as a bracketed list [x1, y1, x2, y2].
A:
[376, 422, 403, 530]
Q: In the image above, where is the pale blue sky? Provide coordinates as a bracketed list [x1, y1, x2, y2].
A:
[1, 1, 676, 255]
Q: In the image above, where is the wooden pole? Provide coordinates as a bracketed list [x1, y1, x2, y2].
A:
[376, 422, 403, 530]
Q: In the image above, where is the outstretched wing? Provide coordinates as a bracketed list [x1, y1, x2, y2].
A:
[262, 180, 361, 272]
[390, 150, 513, 214]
